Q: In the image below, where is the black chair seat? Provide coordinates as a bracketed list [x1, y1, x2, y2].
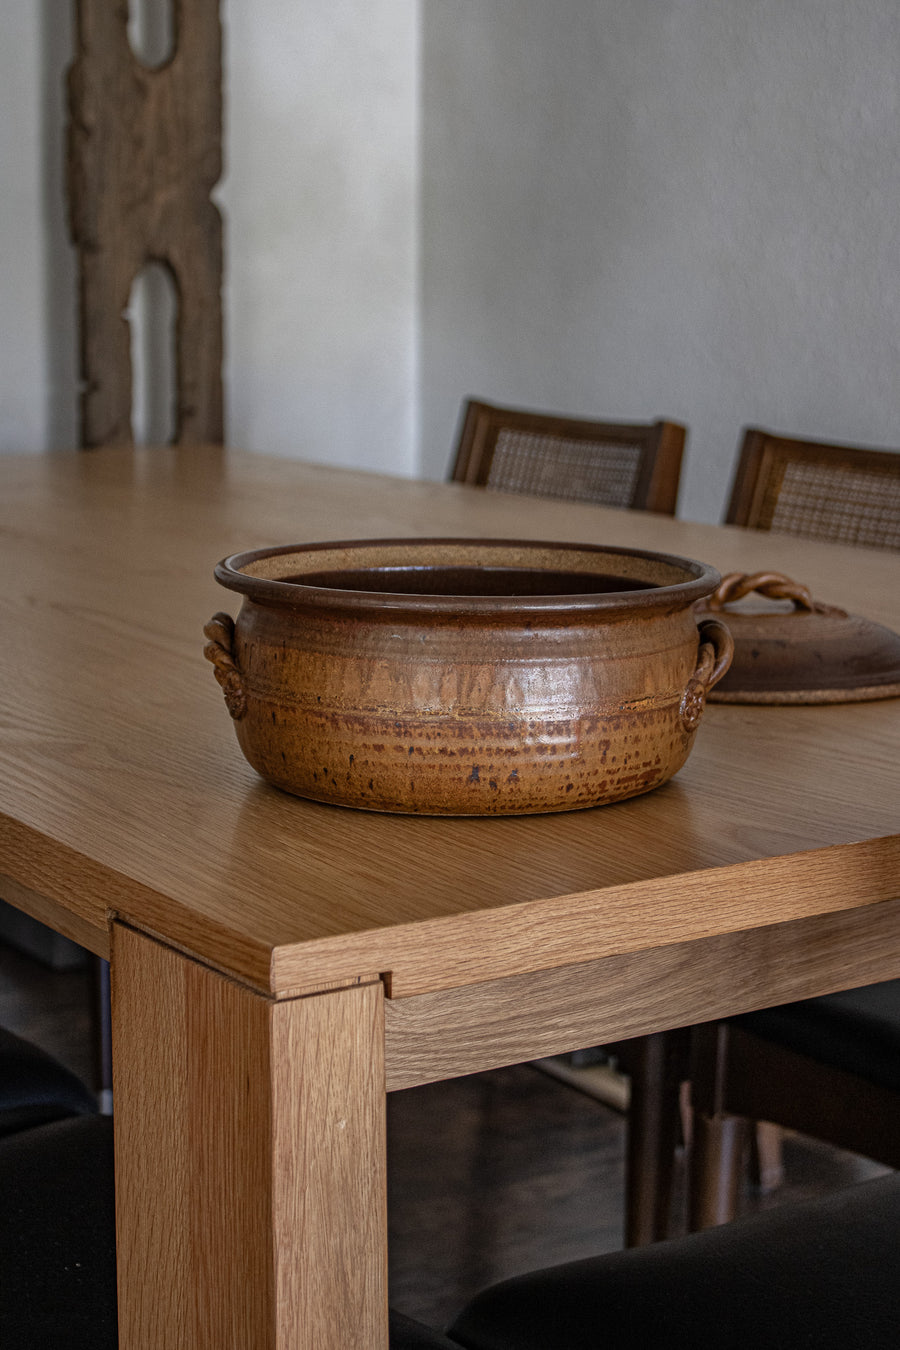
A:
[447, 1173, 900, 1350]
[0, 1114, 118, 1349]
[391, 1309, 467, 1349]
[730, 978, 900, 1093]
[0, 1025, 96, 1137]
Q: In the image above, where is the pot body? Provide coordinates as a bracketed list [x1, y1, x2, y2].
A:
[205, 540, 731, 815]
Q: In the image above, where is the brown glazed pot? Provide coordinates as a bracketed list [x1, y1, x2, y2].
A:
[204, 538, 732, 816]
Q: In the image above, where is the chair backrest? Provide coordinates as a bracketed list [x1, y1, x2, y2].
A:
[449, 399, 685, 515]
[725, 427, 900, 550]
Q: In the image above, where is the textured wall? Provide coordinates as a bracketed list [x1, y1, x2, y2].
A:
[6, 1, 900, 516]
[419, 0, 900, 520]
[219, 0, 420, 473]
[2, 1, 420, 474]
[0, 7, 48, 451]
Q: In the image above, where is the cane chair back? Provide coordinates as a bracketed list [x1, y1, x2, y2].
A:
[726, 428, 900, 550]
[450, 399, 685, 515]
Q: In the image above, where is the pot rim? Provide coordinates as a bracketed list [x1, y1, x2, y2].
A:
[214, 537, 721, 617]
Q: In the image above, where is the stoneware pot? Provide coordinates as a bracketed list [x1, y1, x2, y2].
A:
[204, 538, 732, 816]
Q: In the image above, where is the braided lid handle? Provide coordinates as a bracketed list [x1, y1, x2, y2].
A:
[705, 572, 847, 618]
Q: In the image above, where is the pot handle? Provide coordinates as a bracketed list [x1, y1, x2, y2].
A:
[203, 612, 247, 719]
[680, 617, 734, 731]
[705, 571, 847, 617]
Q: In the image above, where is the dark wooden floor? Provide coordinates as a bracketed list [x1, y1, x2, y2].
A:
[0, 940, 890, 1332]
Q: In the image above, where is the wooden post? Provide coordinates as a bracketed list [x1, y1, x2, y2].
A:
[111, 923, 389, 1349]
[67, 1, 224, 447]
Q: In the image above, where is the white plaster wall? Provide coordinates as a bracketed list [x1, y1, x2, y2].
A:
[419, 0, 900, 521]
[5, 2, 900, 516]
[0, 7, 48, 452]
[2, 1, 420, 475]
[219, 0, 420, 473]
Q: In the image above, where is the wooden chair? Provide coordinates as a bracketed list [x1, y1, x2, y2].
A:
[688, 988, 900, 1230]
[450, 397, 686, 1244]
[450, 399, 685, 514]
[725, 427, 900, 549]
[686, 427, 900, 1229]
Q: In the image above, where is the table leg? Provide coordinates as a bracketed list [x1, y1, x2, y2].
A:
[110, 921, 388, 1349]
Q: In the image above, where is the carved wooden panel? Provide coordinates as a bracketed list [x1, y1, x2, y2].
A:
[67, 1, 224, 447]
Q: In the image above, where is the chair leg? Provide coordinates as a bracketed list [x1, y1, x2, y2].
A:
[688, 1109, 748, 1230]
[622, 1030, 687, 1246]
[679, 1078, 693, 1151]
[750, 1120, 784, 1193]
[92, 956, 113, 1115]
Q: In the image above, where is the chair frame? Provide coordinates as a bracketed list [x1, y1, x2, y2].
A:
[725, 427, 900, 535]
[450, 399, 685, 515]
[608, 1030, 690, 1246]
[451, 395, 684, 1241]
[688, 426, 900, 1227]
[688, 1018, 900, 1230]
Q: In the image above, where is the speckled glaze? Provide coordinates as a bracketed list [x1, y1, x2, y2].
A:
[204, 539, 732, 815]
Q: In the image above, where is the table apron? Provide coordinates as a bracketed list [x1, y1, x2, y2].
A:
[383, 895, 900, 1091]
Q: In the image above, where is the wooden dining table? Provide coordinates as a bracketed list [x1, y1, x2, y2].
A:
[1, 444, 899, 1349]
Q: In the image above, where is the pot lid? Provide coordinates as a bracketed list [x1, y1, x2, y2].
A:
[696, 571, 900, 704]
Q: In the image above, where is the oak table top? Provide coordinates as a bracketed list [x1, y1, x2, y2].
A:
[3, 444, 899, 1350]
[1, 444, 898, 1001]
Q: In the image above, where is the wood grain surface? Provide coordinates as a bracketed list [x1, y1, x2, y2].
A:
[1, 447, 898, 1000]
[112, 921, 387, 1349]
[383, 894, 900, 1090]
